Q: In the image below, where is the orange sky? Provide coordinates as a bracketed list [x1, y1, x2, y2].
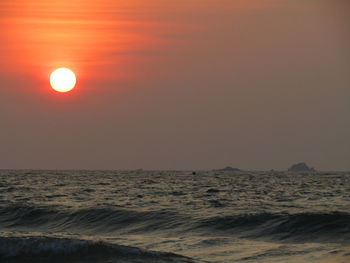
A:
[1, 1, 173, 85]
[1, 0, 286, 83]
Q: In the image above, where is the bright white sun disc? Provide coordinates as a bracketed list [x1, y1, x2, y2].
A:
[50, 68, 76, 93]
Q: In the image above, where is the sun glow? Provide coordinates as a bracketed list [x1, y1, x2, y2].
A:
[50, 68, 76, 93]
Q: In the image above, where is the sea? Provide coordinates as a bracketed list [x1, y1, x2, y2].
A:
[0, 170, 349, 263]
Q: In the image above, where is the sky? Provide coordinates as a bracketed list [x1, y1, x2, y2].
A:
[0, 0, 349, 170]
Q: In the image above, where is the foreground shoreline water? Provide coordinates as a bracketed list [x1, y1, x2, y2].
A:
[0, 170, 349, 262]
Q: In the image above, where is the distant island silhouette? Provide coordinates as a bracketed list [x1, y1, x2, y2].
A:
[288, 162, 316, 172]
[215, 166, 241, 172]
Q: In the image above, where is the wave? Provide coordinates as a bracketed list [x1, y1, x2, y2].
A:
[0, 204, 349, 243]
[199, 212, 350, 242]
[0, 204, 185, 234]
[0, 236, 195, 263]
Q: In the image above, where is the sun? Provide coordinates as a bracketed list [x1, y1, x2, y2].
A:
[50, 68, 76, 93]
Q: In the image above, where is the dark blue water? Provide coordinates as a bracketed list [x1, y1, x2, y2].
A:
[0, 170, 349, 262]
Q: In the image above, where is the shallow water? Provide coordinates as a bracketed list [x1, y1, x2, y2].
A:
[0, 170, 349, 262]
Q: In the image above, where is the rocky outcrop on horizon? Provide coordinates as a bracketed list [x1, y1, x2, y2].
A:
[215, 166, 241, 172]
[288, 162, 316, 172]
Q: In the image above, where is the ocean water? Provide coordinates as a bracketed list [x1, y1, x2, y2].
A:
[0, 170, 349, 263]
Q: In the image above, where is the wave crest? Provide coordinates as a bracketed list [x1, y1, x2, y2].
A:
[1, 204, 349, 243]
[0, 204, 183, 234]
[200, 212, 350, 242]
[0, 236, 194, 262]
